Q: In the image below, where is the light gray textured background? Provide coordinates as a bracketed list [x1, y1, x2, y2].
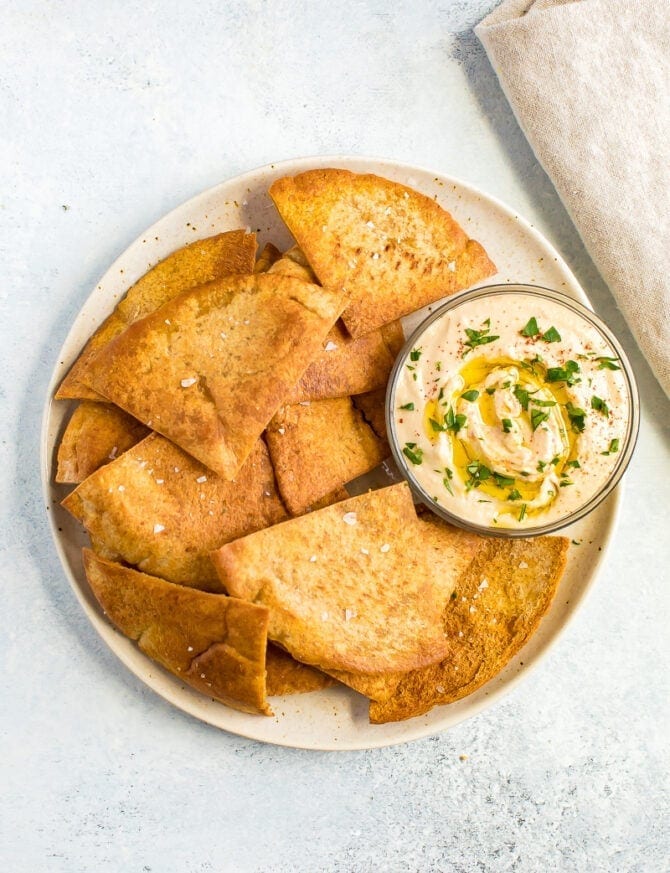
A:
[1, 2, 668, 871]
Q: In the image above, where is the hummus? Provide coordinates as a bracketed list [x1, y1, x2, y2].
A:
[391, 288, 632, 530]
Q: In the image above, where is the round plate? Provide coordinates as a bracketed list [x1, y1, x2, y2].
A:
[41, 156, 620, 750]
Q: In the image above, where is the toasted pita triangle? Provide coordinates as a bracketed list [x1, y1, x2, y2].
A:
[57, 230, 257, 401]
[270, 169, 496, 336]
[81, 273, 344, 479]
[82, 549, 272, 715]
[62, 434, 287, 591]
[211, 483, 481, 675]
[56, 401, 149, 483]
[265, 645, 336, 696]
[369, 529, 568, 723]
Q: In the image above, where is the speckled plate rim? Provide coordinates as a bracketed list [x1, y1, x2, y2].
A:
[41, 155, 621, 751]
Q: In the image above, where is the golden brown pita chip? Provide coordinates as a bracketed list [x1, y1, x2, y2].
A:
[81, 273, 344, 480]
[352, 387, 389, 442]
[55, 401, 150, 484]
[369, 528, 568, 723]
[254, 242, 282, 273]
[212, 483, 477, 675]
[266, 645, 335, 696]
[62, 434, 287, 591]
[282, 318, 404, 404]
[82, 549, 272, 715]
[269, 169, 496, 337]
[268, 247, 317, 282]
[265, 398, 386, 516]
[57, 230, 257, 401]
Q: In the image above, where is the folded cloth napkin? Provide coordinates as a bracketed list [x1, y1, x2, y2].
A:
[476, 0, 670, 397]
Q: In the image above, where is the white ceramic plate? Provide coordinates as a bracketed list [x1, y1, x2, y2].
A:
[42, 156, 620, 750]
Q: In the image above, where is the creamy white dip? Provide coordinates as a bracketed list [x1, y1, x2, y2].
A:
[392, 290, 631, 530]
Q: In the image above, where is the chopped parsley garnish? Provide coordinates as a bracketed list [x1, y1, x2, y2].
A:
[546, 360, 581, 386]
[537, 460, 547, 472]
[403, 443, 423, 465]
[435, 360, 442, 371]
[463, 322, 499, 355]
[461, 389, 480, 402]
[518, 504, 527, 521]
[531, 397, 556, 407]
[438, 386, 445, 402]
[542, 326, 561, 343]
[591, 395, 609, 416]
[485, 387, 496, 395]
[502, 418, 513, 433]
[596, 356, 620, 371]
[531, 409, 550, 431]
[445, 406, 467, 434]
[601, 438, 620, 456]
[493, 472, 515, 487]
[443, 467, 454, 495]
[551, 456, 561, 466]
[399, 402, 414, 411]
[559, 480, 573, 487]
[566, 401, 586, 433]
[429, 417, 447, 432]
[566, 459, 581, 468]
[513, 384, 530, 411]
[410, 348, 422, 362]
[508, 489, 522, 501]
[520, 317, 539, 337]
[465, 460, 491, 490]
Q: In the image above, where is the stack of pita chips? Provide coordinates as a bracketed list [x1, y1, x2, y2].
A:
[55, 169, 568, 722]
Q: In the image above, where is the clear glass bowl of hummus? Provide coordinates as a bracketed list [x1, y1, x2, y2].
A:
[386, 284, 640, 537]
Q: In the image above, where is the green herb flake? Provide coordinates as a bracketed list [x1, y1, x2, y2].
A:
[403, 444, 424, 465]
[493, 472, 515, 487]
[486, 386, 496, 395]
[518, 504, 527, 521]
[461, 389, 480, 402]
[399, 402, 414, 411]
[508, 489, 522, 501]
[546, 360, 581, 386]
[531, 409, 550, 431]
[513, 384, 530, 411]
[463, 322, 499, 354]
[429, 417, 447, 432]
[520, 316, 539, 337]
[542, 326, 562, 343]
[596, 356, 620, 371]
[566, 401, 587, 433]
[445, 406, 467, 434]
[531, 397, 557, 407]
[465, 460, 492, 490]
[537, 460, 547, 472]
[601, 438, 620, 456]
[591, 395, 610, 416]
[502, 418, 513, 433]
[410, 348, 422, 362]
[435, 360, 442, 371]
[559, 480, 573, 487]
[566, 459, 581, 469]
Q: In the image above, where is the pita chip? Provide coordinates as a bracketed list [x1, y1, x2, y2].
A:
[82, 549, 272, 715]
[212, 484, 478, 675]
[269, 169, 496, 337]
[56, 401, 150, 483]
[369, 529, 568, 723]
[57, 230, 257, 401]
[62, 434, 287, 591]
[265, 397, 387, 516]
[266, 645, 335, 696]
[81, 272, 344, 479]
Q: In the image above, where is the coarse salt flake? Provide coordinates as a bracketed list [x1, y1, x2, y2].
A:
[117, 485, 125, 492]
[447, 260, 456, 272]
[478, 578, 489, 590]
[155, 479, 164, 484]
[469, 606, 476, 613]
[153, 523, 165, 534]
[309, 555, 317, 563]
[366, 220, 375, 228]
[436, 685, 445, 694]
[165, 319, 171, 325]
[220, 331, 227, 340]
[342, 512, 357, 525]
[181, 377, 197, 388]
[321, 611, 329, 621]
[277, 427, 285, 435]
[371, 252, 380, 260]
[187, 646, 193, 652]
[361, 548, 369, 555]
[324, 341, 338, 352]
[299, 401, 311, 406]
[518, 561, 528, 569]
[380, 543, 390, 553]
[196, 475, 207, 484]
[108, 446, 118, 460]
[344, 608, 356, 621]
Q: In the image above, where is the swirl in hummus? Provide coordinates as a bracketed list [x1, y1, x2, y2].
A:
[392, 290, 632, 530]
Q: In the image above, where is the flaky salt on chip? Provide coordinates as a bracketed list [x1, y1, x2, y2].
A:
[56, 401, 150, 483]
[62, 434, 286, 591]
[57, 230, 257, 401]
[369, 525, 568, 723]
[212, 483, 477, 676]
[81, 273, 344, 480]
[265, 397, 387, 516]
[82, 549, 272, 715]
[269, 169, 496, 337]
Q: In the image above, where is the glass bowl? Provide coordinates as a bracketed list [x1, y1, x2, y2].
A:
[385, 284, 640, 537]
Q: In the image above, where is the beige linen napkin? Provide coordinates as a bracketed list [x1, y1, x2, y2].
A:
[476, 0, 670, 397]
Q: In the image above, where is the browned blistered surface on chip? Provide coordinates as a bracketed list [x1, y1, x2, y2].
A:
[269, 169, 496, 337]
[211, 483, 481, 676]
[265, 397, 387, 516]
[82, 549, 272, 716]
[62, 434, 287, 591]
[81, 273, 344, 480]
[369, 529, 568, 723]
[56, 401, 150, 484]
[57, 230, 257, 401]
